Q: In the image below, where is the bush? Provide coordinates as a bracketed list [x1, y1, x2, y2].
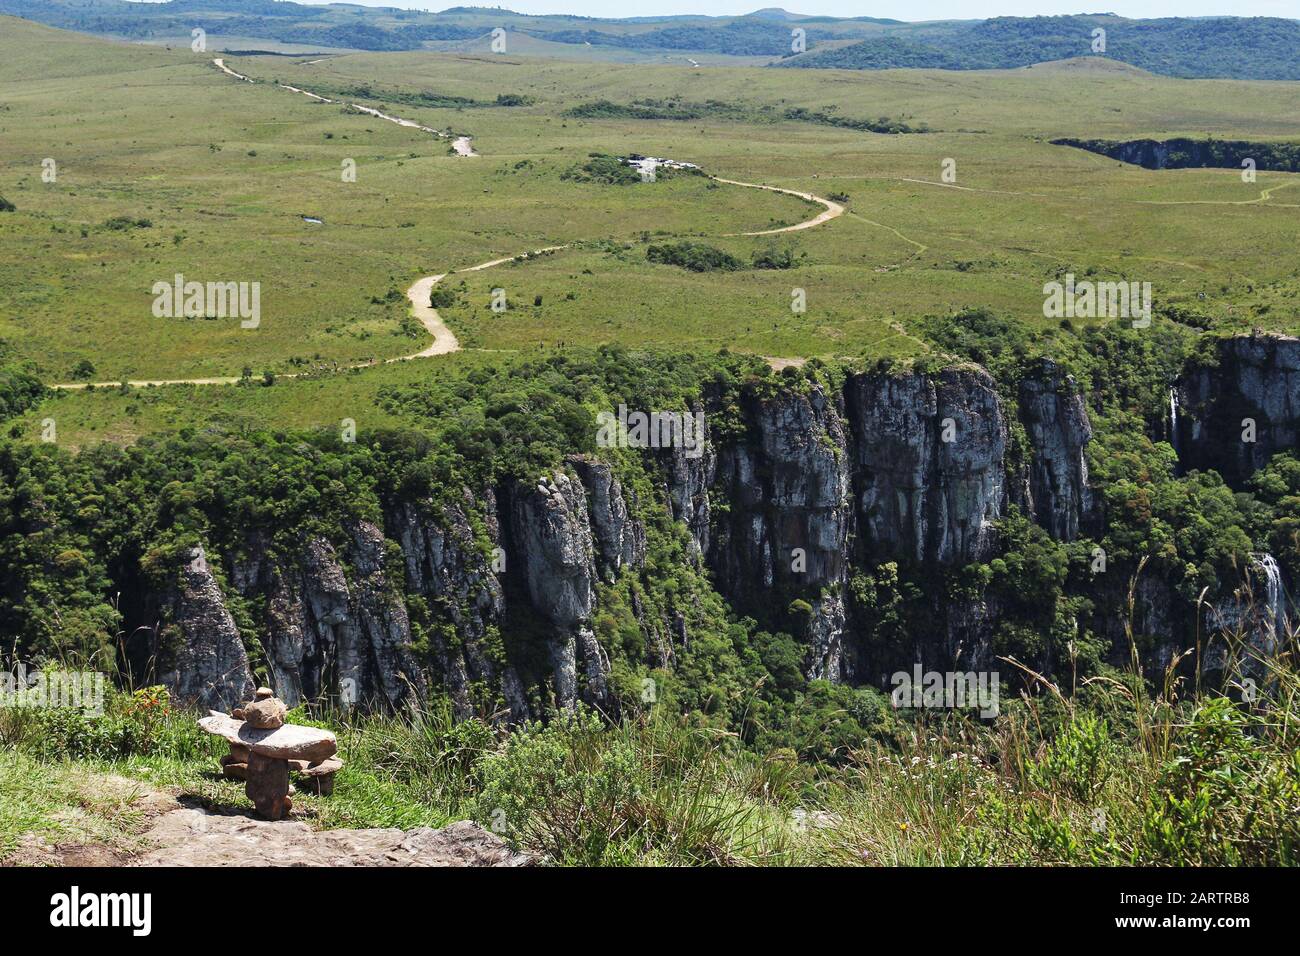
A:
[560, 154, 640, 186]
[0, 684, 207, 762]
[101, 216, 152, 231]
[473, 709, 792, 865]
[1029, 713, 1115, 802]
[646, 241, 742, 273]
[1137, 698, 1300, 865]
[751, 245, 801, 270]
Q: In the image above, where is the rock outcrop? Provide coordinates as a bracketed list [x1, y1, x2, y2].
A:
[389, 492, 528, 721]
[1174, 333, 1300, 487]
[134, 811, 530, 867]
[1019, 360, 1093, 541]
[1051, 138, 1300, 173]
[568, 455, 646, 580]
[507, 470, 607, 710]
[846, 366, 1006, 564]
[154, 546, 255, 712]
[712, 386, 851, 593]
[709, 385, 855, 679]
[658, 400, 715, 558]
[231, 524, 425, 712]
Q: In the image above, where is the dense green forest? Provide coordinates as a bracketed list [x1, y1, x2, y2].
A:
[781, 15, 1300, 80]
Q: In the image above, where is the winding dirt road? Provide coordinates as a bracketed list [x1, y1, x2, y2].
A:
[49, 61, 846, 390]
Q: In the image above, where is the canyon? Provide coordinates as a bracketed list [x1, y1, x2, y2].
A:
[137, 334, 1298, 716]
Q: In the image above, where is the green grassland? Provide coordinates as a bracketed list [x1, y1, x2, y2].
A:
[2, 16, 1299, 444]
[0, 17, 810, 382]
[235, 48, 1300, 357]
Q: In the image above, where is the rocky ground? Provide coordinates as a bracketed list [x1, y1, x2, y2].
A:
[6, 773, 528, 867]
[132, 811, 529, 867]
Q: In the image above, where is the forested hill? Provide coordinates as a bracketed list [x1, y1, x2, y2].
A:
[1, 2, 1297, 79]
[779, 15, 1300, 80]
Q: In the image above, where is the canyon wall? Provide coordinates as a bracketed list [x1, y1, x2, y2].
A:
[149, 336, 1299, 714]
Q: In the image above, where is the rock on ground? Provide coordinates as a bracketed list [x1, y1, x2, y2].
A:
[132, 809, 530, 867]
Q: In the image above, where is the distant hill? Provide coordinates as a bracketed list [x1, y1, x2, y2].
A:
[0, 2, 1296, 78]
[778, 15, 1300, 80]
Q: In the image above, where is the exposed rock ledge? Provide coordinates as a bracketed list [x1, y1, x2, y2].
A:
[132, 809, 530, 867]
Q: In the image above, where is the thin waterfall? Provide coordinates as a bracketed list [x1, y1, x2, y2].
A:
[1168, 386, 1180, 457]
[1207, 552, 1290, 674]
[1250, 552, 1287, 654]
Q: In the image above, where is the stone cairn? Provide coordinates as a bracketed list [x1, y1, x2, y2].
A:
[198, 688, 343, 820]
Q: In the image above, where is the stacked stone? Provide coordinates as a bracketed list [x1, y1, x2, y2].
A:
[200, 687, 342, 820]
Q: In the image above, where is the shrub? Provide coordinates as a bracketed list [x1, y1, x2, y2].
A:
[646, 241, 742, 273]
[560, 154, 640, 186]
[473, 709, 791, 865]
[1137, 698, 1300, 865]
[751, 245, 800, 270]
[1029, 713, 1115, 802]
[429, 287, 457, 309]
[101, 216, 152, 231]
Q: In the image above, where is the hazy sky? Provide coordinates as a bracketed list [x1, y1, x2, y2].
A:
[328, 1, 1297, 18]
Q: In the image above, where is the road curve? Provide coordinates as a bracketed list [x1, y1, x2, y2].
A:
[395, 246, 569, 362]
[49, 65, 846, 389]
[715, 178, 844, 235]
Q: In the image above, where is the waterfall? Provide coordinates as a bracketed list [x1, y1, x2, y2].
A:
[1168, 386, 1180, 458]
[1250, 552, 1288, 654]
[1207, 552, 1290, 673]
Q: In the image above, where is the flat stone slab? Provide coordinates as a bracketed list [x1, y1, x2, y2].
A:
[290, 757, 343, 776]
[199, 710, 337, 762]
[132, 810, 530, 867]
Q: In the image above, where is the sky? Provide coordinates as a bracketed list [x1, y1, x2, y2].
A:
[323, 1, 1298, 18]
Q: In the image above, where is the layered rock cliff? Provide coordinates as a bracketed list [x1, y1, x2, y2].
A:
[1018, 360, 1093, 541]
[147, 358, 1110, 713]
[846, 366, 1008, 565]
[153, 546, 255, 712]
[1174, 332, 1300, 487]
[710, 384, 853, 678]
[1051, 138, 1300, 173]
[227, 522, 427, 712]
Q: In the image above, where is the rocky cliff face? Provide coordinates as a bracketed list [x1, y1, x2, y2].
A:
[659, 400, 715, 559]
[710, 385, 854, 679]
[153, 546, 255, 711]
[1175, 333, 1300, 487]
[506, 469, 603, 711]
[1019, 360, 1093, 541]
[569, 456, 647, 580]
[701, 364, 1094, 681]
[389, 491, 527, 721]
[149, 359, 1112, 714]
[1051, 138, 1300, 173]
[846, 366, 1007, 564]
[229, 523, 426, 712]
